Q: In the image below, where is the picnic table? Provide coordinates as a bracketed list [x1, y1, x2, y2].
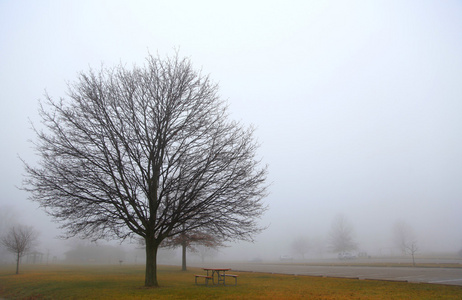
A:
[195, 268, 238, 286]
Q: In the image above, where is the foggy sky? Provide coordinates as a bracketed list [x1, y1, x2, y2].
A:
[1, 0, 461, 260]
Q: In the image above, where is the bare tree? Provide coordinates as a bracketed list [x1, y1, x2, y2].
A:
[1, 225, 38, 274]
[22, 53, 268, 287]
[161, 227, 224, 271]
[194, 244, 220, 263]
[393, 220, 418, 266]
[328, 214, 357, 254]
[0, 206, 18, 263]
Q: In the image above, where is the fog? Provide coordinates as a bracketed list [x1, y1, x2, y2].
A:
[1, 1, 461, 264]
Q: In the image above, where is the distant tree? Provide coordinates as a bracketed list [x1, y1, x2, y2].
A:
[23, 53, 268, 287]
[161, 226, 224, 271]
[194, 244, 220, 263]
[328, 214, 357, 253]
[310, 236, 326, 258]
[291, 236, 311, 259]
[1, 225, 38, 274]
[0, 206, 18, 262]
[393, 220, 418, 266]
[64, 241, 126, 264]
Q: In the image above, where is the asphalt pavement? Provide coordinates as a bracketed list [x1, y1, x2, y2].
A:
[198, 262, 462, 286]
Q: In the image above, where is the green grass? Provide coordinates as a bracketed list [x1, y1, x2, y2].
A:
[0, 264, 461, 299]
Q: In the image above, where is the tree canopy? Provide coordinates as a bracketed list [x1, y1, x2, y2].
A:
[328, 214, 357, 253]
[162, 227, 224, 271]
[23, 53, 268, 286]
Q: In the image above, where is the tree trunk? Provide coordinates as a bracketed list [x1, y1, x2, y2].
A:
[145, 237, 159, 287]
[181, 241, 187, 271]
[16, 252, 20, 275]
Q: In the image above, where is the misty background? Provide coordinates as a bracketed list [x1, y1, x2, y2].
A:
[1, 1, 461, 264]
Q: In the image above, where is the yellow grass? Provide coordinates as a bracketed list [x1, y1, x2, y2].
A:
[0, 264, 461, 299]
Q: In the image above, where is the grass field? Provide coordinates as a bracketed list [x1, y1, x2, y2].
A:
[1, 264, 462, 299]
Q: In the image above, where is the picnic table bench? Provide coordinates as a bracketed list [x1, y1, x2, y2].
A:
[223, 273, 238, 285]
[195, 268, 238, 286]
[194, 274, 213, 286]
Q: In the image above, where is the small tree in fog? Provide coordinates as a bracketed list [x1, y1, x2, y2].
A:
[0, 206, 18, 262]
[328, 214, 357, 253]
[1, 225, 38, 274]
[393, 220, 418, 266]
[23, 53, 268, 287]
[194, 244, 220, 263]
[291, 237, 310, 259]
[161, 227, 223, 271]
[310, 236, 326, 258]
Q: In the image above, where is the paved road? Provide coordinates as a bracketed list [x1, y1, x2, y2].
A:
[215, 262, 462, 286]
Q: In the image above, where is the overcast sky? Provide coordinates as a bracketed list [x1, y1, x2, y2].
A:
[1, 0, 461, 259]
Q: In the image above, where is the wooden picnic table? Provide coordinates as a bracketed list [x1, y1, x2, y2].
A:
[198, 268, 238, 285]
